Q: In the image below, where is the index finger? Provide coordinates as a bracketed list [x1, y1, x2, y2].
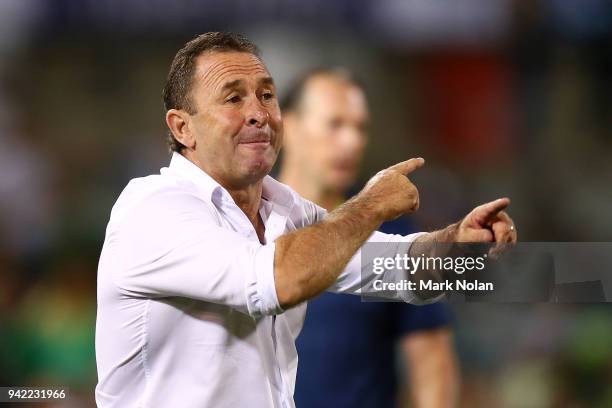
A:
[475, 198, 511, 224]
[387, 157, 425, 175]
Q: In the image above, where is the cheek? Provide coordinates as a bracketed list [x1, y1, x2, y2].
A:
[222, 111, 245, 134]
[270, 112, 283, 140]
[322, 133, 343, 156]
[205, 113, 243, 151]
[269, 106, 281, 124]
[198, 109, 240, 137]
[275, 131, 283, 153]
[312, 141, 335, 165]
[354, 137, 367, 156]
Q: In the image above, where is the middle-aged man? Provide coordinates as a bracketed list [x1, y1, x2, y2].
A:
[280, 68, 458, 408]
[95, 32, 517, 408]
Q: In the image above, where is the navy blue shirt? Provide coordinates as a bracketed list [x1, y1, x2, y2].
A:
[294, 217, 452, 408]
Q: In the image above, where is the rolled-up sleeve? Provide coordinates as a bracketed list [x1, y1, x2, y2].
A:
[105, 188, 282, 318]
[326, 230, 431, 304]
[248, 243, 282, 317]
[300, 201, 428, 303]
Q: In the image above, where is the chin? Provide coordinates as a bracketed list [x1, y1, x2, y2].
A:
[242, 159, 274, 181]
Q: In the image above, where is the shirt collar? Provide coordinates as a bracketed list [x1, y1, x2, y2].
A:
[262, 175, 296, 215]
[164, 152, 222, 201]
[164, 152, 296, 213]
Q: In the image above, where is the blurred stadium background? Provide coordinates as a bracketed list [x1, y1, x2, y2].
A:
[0, 0, 611, 407]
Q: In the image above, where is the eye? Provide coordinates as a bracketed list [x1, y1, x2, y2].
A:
[262, 91, 274, 101]
[227, 95, 241, 104]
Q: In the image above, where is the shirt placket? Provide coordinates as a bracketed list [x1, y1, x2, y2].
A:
[262, 205, 295, 408]
[218, 196, 293, 408]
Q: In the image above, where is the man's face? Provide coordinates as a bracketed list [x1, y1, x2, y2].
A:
[287, 75, 369, 193]
[188, 51, 282, 188]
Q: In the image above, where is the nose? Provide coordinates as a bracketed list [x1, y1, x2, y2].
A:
[245, 99, 269, 128]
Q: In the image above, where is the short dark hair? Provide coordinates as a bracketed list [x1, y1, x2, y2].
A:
[280, 67, 364, 114]
[162, 32, 261, 153]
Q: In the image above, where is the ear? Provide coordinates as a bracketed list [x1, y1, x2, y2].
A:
[166, 109, 196, 150]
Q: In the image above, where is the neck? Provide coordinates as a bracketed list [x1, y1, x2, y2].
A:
[183, 150, 263, 223]
[226, 183, 263, 224]
[279, 162, 344, 212]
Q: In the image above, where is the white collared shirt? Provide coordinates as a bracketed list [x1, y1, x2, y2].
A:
[95, 152, 423, 408]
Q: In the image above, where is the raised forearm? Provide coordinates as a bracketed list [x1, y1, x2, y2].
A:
[408, 222, 461, 299]
[273, 157, 424, 309]
[274, 195, 384, 308]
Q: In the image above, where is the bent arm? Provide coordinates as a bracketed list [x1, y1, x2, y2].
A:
[273, 194, 385, 308]
[273, 157, 425, 308]
[111, 158, 426, 314]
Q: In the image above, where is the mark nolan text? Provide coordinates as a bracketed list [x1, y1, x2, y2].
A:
[373, 279, 494, 292]
[421, 279, 494, 291]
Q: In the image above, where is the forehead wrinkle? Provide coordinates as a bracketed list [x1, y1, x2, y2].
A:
[196, 55, 269, 95]
[213, 65, 268, 93]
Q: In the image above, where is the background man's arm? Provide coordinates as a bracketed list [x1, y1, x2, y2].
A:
[402, 328, 459, 408]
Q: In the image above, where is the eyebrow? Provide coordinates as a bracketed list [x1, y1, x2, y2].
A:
[220, 77, 275, 92]
[221, 79, 242, 91]
[260, 77, 275, 86]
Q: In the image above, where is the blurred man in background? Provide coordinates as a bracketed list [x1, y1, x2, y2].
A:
[280, 68, 459, 408]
